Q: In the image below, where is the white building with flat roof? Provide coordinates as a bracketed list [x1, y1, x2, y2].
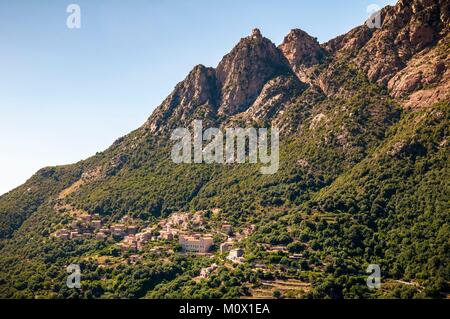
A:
[228, 248, 244, 262]
[179, 234, 214, 253]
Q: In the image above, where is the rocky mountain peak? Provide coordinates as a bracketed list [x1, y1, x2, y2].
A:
[145, 28, 296, 133]
[251, 28, 262, 39]
[145, 0, 448, 136]
[350, 0, 448, 85]
[279, 28, 325, 83]
[215, 29, 291, 116]
[279, 29, 322, 66]
[144, 64, 218, 134]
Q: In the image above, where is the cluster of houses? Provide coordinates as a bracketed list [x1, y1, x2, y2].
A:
[198, 246, 245, 279]
[53, 210, 247, 263]
[218, 237, 245, 264]
[156, 213, 241, 256]
[157, 212, 214, 253]
[160, 211, 205, 231]
[200, 263, 218, 278]
[54, 214, 104, 240]
[54, 215, 146, 242]
[117, 228, 153, 253]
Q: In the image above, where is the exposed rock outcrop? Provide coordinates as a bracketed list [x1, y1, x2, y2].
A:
[144, 0, 449, 138]
[145, 64, 219, 134]
[387, 34, 450, 109]
[279, 29, 326, 84]
[320, 0, 449, 106]
[223, 74, 306, 127]
[216, 29, 292, 116]
[352, 0, 448, 85]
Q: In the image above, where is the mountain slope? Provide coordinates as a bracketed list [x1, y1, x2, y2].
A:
[306, 101, 449, 297]
[0, 0, 448, 299]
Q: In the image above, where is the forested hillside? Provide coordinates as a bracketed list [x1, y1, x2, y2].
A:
[0, 0, 448, 299]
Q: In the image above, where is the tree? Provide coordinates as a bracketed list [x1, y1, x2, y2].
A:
[273, 290, 282, 299]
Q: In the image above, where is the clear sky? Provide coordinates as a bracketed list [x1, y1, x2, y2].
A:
[0, 0, 397, 195]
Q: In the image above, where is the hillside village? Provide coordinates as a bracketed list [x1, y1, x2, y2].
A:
[50, 203, 318, 298]
[53, 208, 250, 272]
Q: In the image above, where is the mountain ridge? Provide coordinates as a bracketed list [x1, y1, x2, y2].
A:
[0, 0, 448, 299]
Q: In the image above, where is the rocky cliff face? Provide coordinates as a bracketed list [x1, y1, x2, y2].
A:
[330, 0, 449, 87]
[146, 28, 296, 134]
[352, 0, 447, 85]
[216, 28, 292, 116]
[146, 0, 448, 138]
[387, 33, 449, 109]
[223, 74, 306, 128]
[316, 0, 449, 107]
[145, 65, 219, 135]
[279, 29, 325, 84]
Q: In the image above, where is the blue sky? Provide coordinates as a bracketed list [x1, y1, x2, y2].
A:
[0, 0, 397, 195]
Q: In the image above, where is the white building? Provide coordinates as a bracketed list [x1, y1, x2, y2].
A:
[228, 248, 244, 262]
[179, 234, 214, 253]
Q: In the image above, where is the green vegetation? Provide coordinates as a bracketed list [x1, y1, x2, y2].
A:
[0, 26, 448, 299]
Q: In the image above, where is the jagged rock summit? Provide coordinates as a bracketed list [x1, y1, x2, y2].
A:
[279, 29, 325, 83]
[251, 28, 262, 39]
[146, 0, 449, 135]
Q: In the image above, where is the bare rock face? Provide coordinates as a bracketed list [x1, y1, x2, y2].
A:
[387, 0, 450, 109]
[323, 0, 448, 87]
[222, 74, 306, 127]
[246, 75, 305, 121]
[386, 23, 449, 110]
[172, 65, 218, 109]
[353, 0, 447, 85]
[322, 26, 374, 55]
[279, 29, 326, 83]
[318, 0, 449, 109]
[251, 28, 262, 39]
[145, 29, 299, 133]
[388, 34, 449, 103]
[143, 0, 448, 137]
[145, 64, 219, 134]
[216, 29, 291, 116]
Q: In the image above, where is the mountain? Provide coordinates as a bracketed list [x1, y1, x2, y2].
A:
[0, 0, 448, 299]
